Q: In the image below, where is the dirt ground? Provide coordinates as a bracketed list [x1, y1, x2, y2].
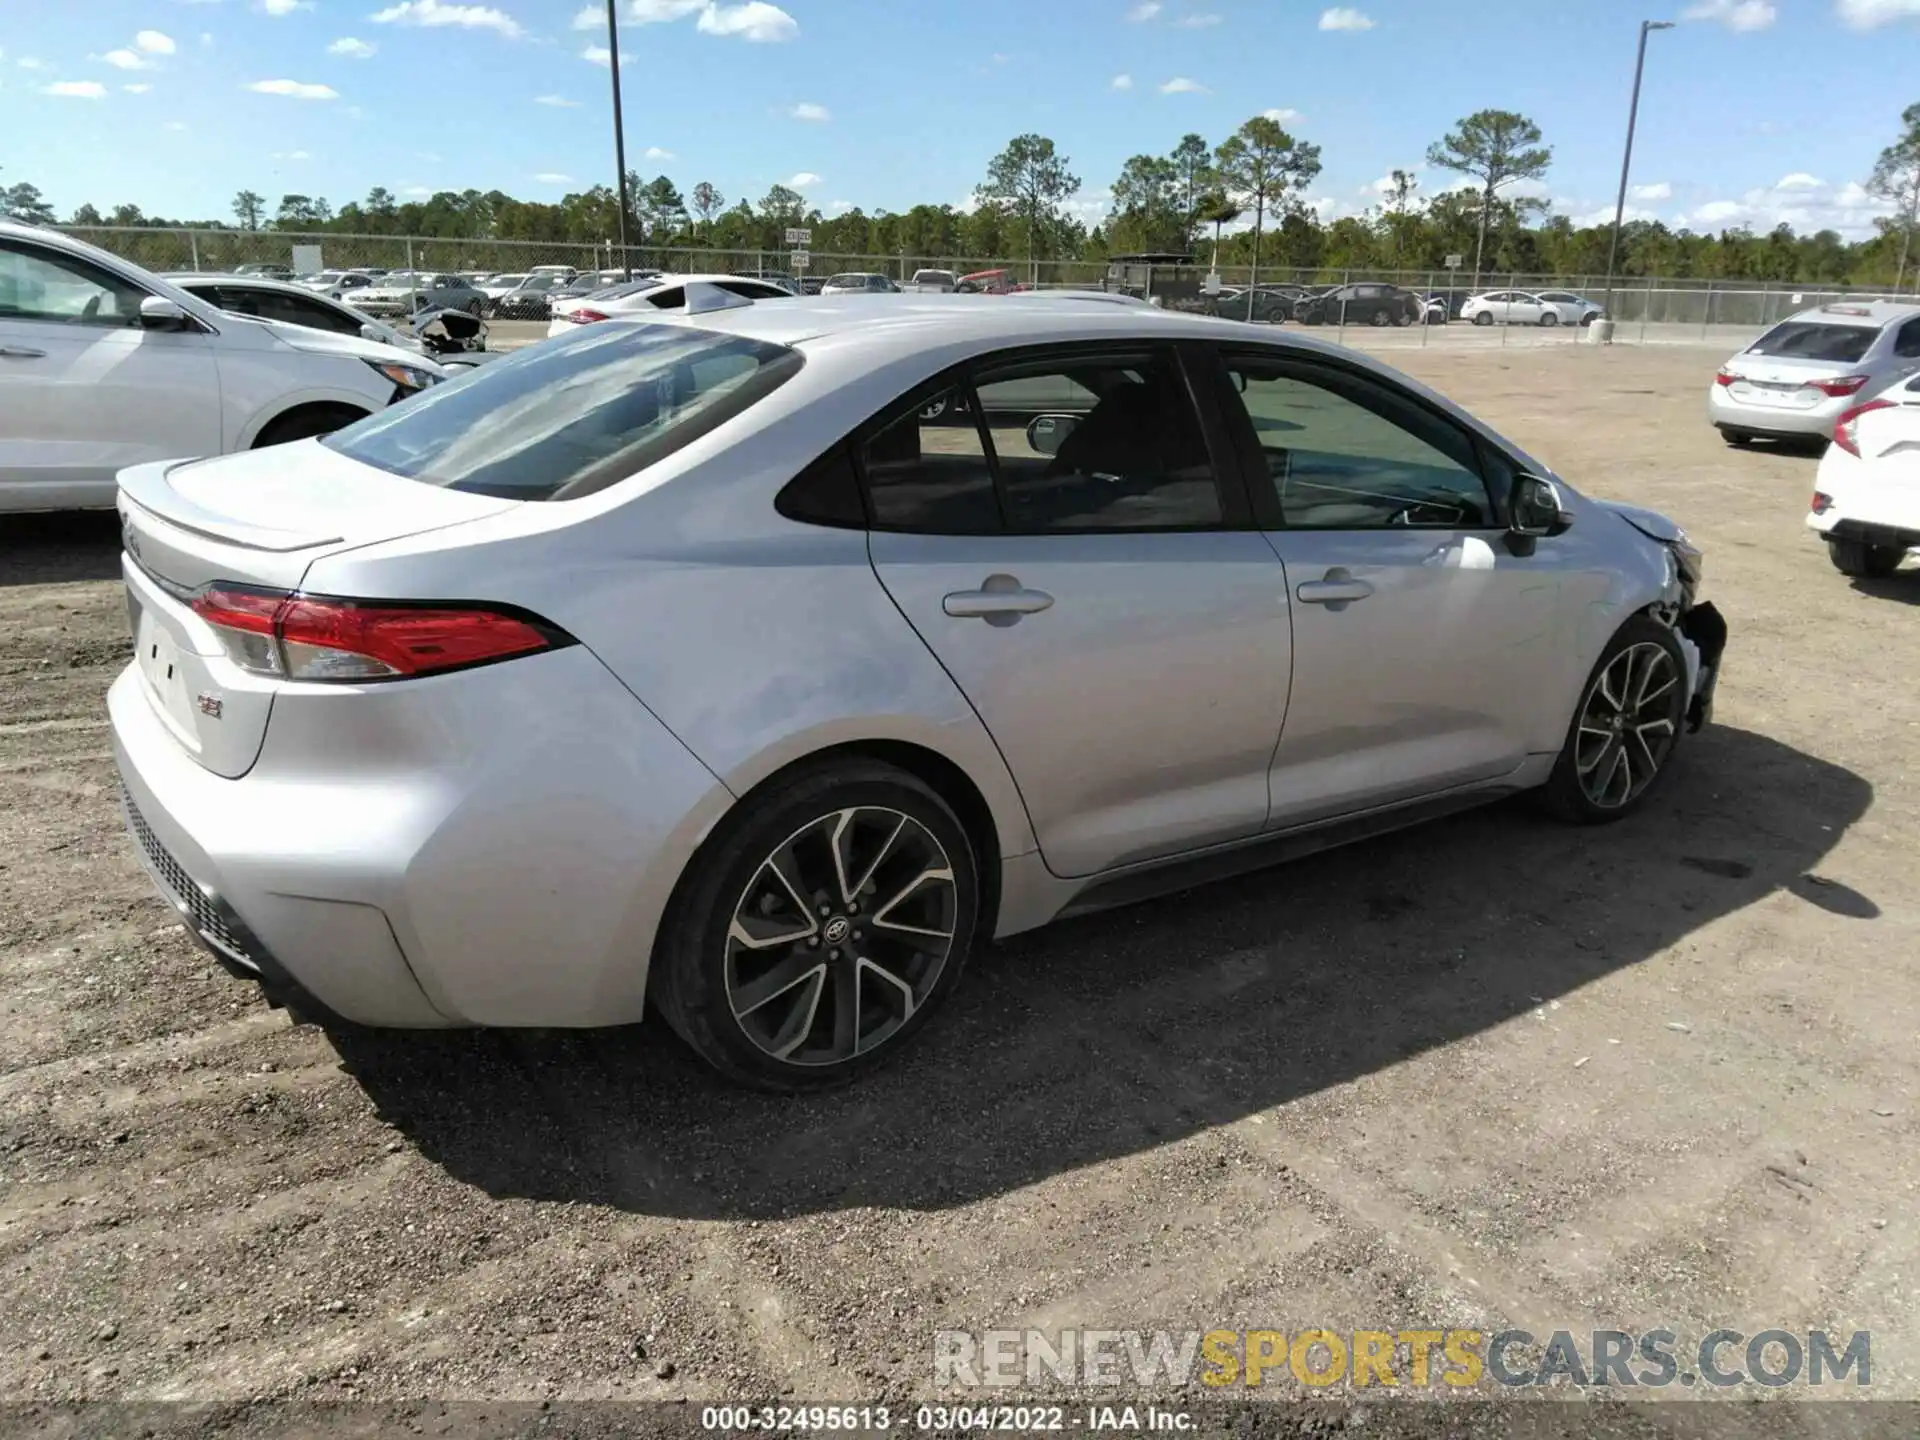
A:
[1, 344, 1916, 1433]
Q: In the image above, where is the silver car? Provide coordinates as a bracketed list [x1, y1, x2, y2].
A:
[110, 294, 1726, 1089]
[1711, 300, 1920, 445]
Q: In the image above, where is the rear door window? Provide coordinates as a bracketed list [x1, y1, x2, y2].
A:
[1747, 322, 1877, 363]
[323, 324, 801, 500]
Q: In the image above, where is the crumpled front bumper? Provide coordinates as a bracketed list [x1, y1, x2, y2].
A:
[1679, 601, 1728, 732]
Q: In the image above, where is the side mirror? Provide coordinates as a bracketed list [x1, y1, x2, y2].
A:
[1025, 413, 1080, 457]
[139, 295, 193, 331]
[1506, 473, 1574, 556]
[360, 322, 387, 342]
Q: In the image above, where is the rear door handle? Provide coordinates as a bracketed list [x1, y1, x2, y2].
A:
[1296, 570, 1375, 605]
[943, 576, 1055, 624]
[0, 346, 48, 359]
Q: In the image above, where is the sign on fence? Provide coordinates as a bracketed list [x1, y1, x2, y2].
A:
[1444, 253, 1463, 270]
[784, 228, 812, 246]
[790, 250, 810, 270]
[291, 244, 323, 275]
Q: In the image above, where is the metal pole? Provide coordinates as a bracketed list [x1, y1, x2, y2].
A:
[606, 0, 632, 280]
[1422, 269, 1432, 347]
[1640, 274, 1653, 344]
[188, 230, 200, 272]
[1602, 20, 1673, 324]
[1702, 279, 1714, 341]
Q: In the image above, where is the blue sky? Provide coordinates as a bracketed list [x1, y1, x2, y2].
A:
[3, 0, 1917, 238]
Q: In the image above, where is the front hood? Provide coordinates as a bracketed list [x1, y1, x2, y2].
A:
[1593, 498, 1685, 544]
[259, 319, 446, 373]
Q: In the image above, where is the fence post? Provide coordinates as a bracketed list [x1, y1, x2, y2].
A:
[1337, 267, 1350, 340]
[187, 230, 200, 272]
[1640, 275, 1653, 344]
[1422, 269, 1433, 347]
[1702, 280, 1714, 341]
[1501, 271, 1512, 347]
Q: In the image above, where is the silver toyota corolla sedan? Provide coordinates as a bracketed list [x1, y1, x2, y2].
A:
[111, 289, 1728, 1090]
[1710, 300, 1920, 445]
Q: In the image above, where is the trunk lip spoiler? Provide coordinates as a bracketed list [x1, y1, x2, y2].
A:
[119, 459, 346, 555]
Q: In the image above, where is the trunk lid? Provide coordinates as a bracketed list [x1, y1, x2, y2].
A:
[1723, 355, 1856, 410]
[116, 443, 519, 777]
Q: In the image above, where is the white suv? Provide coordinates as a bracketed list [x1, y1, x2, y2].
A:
[0, 221, 445, 513]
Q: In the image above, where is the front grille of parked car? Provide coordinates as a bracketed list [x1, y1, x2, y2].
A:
[122, 788, 256, 969]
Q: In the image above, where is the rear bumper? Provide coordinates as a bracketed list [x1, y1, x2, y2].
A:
[109, 643, 734, 1030]
[1709, 387, 1846, 437]
[1813, 518, 1920, 551]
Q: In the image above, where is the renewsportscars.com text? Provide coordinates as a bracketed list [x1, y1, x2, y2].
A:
[933, 1328, 1872, 1390]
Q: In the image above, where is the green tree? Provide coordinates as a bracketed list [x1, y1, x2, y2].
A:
[975, 133, 1081, 280]
[641, 175, 687, 239]
[0, 179, 55, 225]
[1213, 114, 1322, 300]
[1169, 132, 1213, 246]
[1425, 109, 1551, 288]
[232, 189, 266, 230]
[1376, 168, 1420, 268]
[69, 202, 106, 227]
[1110, 154, 1183, 253]
[689, 181, 724, 235]
[1868, 101, 1920, 292]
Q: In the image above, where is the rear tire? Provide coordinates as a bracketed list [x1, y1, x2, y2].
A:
[1721, 429, 1753, 448]
[1827, 538, 1904, 577]
[1473, 311, 1494, 327]
[650, 760, 981, 1091]
[251, 403, 367, 448]
[1540, 616, 1689, 825]
[1368, 309, 1390, 327]
[1540, 311, 1560, 327]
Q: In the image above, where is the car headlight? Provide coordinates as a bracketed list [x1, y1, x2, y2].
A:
[367, 359, 439, 394]
[1671, 533, 1704, 590]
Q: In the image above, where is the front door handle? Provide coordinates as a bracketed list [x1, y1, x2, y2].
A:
[943, 574, 1055, 625]
[1296, 569, 1375, 605]
[0, 346, 48, 359]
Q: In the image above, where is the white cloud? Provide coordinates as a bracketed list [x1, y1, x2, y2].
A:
[1127, 1, 1162, 17]
[123, 82, 153, 92]
[1261, 106, 1303, 122]
[1318, 6, 1374, 29]
[789, 100, 829, 120]
[136, 30, 177, 54]
[201, 33, 215, 46]
[1838, 0, 1920, 26]
[105, 47, 159, 68]
[643, 145, 674, 158]
[572, 4, 602, 26]
[1679, 174, 1894, 238]
[534, 93, 581, 105]
[16, 57, 50, 70]
[43, 80, 108, 97]
[1111, 72, 1133, 89]
[403, 185, 432, 196]
[629, 0, 706, 17]
[695, 2, 798, 41]
[273, 148, 312, 159]
[166, 119, 188, 130]
[368, 0, 525, 37]
[1630, 181, 1673, 201]
[1175, 11, 1222, 23]
[1159, 75, 1206, 92]
[245, 77, 339, 97]
[259, 0, 311, 13]
[580, 42, 630, 62]
[787, 170, 821, 187]
[827, 199, 854, 212]
[1682, 0, 1776, 28]
[532, 172, 574, 184]
[1571, 203, 1662, 227]
[328, 36, 378, 56]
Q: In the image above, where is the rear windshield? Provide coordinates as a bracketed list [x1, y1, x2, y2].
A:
[1747, 322, 1877, 363]
[322, 323, 801, 501]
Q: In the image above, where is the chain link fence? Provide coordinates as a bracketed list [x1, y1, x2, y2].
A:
[66, 224, 1911, 348]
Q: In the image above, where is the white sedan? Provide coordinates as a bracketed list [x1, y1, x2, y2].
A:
[545, 273, 796, 338]
[1806, 380, 1920, 577]
[1461, 290, 1595, 328]
[0, 221, 443, 512]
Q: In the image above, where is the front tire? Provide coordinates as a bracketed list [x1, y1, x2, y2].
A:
[1473, 310, 1494, 327]
[1369, 308, 1390, 327]
[1540, 311, 1560, 327]
[1541, 617, 1689, 824]
[650, 761, 981, 1091]
[1827, 538, 1904, 577]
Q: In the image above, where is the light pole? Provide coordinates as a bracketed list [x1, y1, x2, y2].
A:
[605, 0, 632, 280]
[1600, 19, 1673, 327]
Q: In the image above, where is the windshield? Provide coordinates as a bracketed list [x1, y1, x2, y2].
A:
[491, 274, 528, 287]
[591, 280, 664, 300]
[323, 323, 801, 500]
[1747, 322, 1878, 363]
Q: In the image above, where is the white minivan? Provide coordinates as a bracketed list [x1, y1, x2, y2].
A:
[0, 221, 445, 513]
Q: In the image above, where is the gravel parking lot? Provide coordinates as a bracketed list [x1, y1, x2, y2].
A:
[2, 344, 1916, 1429]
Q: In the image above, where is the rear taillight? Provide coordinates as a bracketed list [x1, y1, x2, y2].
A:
[1810, 374, 1870, 398]
[1714, 368, 1737, 387]
[564, 308, 609, 324]
[1810, 491, 1833, 514]
[190, 585, 568, 682]
[1832, 398, 1897, 458]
